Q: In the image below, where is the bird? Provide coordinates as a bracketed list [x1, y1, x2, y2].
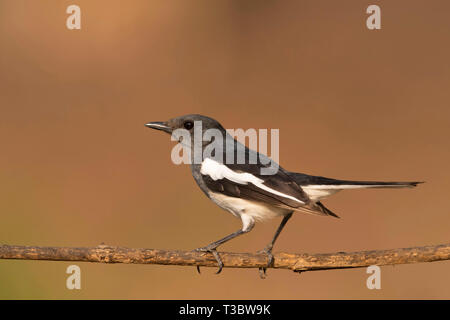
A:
[145, 114, 422, 278]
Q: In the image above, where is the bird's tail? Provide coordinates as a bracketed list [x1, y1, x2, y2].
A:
[288, 172, 423, 202]
[288, 172, 423, 188]
[305, 180, 423, 189]
[296, 181, 423, 219]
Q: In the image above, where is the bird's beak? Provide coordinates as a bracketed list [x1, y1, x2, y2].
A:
[145, 121, 173, 134]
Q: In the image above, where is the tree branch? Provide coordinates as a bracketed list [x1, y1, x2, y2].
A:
[0, 243, 448, 273]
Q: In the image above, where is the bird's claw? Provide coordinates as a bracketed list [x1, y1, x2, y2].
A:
[194, 246, 224, 274]
[257, 246, 274, 279]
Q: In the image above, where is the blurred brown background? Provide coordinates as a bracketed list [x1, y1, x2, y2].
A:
[0, 0, 449, 299]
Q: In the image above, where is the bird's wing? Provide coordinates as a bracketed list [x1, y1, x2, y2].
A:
[200, 158, 310, 208]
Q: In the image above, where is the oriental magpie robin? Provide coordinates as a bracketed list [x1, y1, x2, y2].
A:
[145, 114, 422, 278]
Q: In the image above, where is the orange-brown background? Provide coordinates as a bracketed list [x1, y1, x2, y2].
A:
[0, 0, 449, 299]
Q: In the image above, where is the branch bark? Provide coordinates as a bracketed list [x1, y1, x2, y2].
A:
[0, 243, 448, 272]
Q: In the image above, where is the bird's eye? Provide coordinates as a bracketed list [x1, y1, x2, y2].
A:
[183, 121, 194, 130]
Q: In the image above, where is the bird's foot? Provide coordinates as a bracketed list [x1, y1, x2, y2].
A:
[194, 245, 224, 274]
[256, 246, 274, 279]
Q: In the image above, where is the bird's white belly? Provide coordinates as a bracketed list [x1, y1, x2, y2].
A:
[208, 192, 291, 221]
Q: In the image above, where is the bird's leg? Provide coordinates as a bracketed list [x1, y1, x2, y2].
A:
[195, 229, 246, 274]
[257, 212, 293, 278]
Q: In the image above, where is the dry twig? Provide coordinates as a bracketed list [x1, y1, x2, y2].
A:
[0, 243, 448, 273]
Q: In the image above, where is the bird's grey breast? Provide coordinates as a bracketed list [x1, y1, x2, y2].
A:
[190, 163, 212, 198]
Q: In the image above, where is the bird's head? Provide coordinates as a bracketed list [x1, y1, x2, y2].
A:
[145, 114, 226, 146]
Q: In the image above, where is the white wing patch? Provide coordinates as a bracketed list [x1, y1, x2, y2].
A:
[200, 158, 304, 204]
